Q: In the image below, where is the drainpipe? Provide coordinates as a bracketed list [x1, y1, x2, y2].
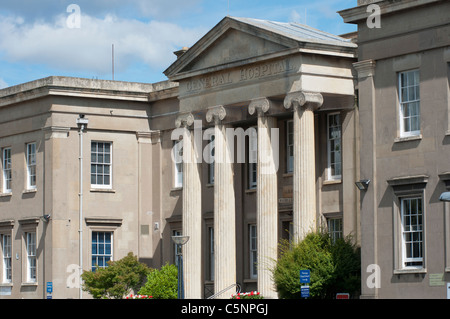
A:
[76, 115, 88, 299]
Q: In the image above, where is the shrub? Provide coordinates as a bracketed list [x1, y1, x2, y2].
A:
[272, 231, 360, 299]
[81, 252, 150, 299]
[138, 263, 178, 299]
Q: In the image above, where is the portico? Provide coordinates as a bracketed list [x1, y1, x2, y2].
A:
[165, 16, 357, 299]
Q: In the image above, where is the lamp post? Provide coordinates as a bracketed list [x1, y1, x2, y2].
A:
[171, 235, 189, 299]
[76, 114, 88, 299]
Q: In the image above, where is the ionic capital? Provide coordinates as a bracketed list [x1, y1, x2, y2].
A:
[175, 112, 196, 128]
[283, 91, 323, 112]
[206, 105, 226, 125]
[248, 97, 273, 116]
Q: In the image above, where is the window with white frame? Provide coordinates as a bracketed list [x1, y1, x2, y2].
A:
[2, 148, 11, 193]
[173, 140, 183, 188]
[401, 197, 424, 268]
[328, 217, 343, 244]
[91, 142, 112, 188]
[286, 120, 294, 173]
[2, 234, 12, 283]
[26, 143, 36, 190]
[91, 231, 113, 271]
[399, 70, 420, 137]
[249, 224, 257, 279]
[26, 232, 36, 282]
[327, 113, 342, 180]
[248, 127, 257, 189]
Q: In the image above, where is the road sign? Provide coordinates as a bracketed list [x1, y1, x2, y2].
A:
[300, 270, 310, 283]
[46, 282, 53, 294]
[336, 293, 349, 299]
[301, 285, 310, 298]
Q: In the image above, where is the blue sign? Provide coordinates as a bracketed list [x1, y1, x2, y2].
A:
[300, 270, 310, 283]
[46, 282, 53, 294]
[301, 285, 310, 298]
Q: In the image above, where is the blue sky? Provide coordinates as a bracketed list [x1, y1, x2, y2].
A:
[0, 0, 357, 88]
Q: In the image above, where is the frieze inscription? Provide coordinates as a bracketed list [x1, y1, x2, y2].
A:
[185, 58, 294, 93]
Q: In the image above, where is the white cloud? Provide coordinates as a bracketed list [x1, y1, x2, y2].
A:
[0, 13, 206, 77]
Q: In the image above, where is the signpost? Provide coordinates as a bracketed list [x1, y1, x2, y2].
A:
[46, 282, 53, 299]
[300, 270, 310, 298]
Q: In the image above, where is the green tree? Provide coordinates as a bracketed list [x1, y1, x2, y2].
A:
[138, 263, 178, 299]
[272, 231, 360, 299]
[81, 252, 150, 299]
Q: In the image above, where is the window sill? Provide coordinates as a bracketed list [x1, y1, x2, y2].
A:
[245, 188, 256, 194]
[393, 268, 427, 275]
[0, 282, 13, 287]
[323, 179, 342, 186]
[90, 188, 115, 193]
[394, 134, 422, 143]
[21, 282, 38, 287]
[0, 192, 12, 197]
[283, 173, 293, 178]
[23, 189, 37, 194]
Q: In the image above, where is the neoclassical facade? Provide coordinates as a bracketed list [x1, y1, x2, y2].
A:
[0, 16, 359, 299]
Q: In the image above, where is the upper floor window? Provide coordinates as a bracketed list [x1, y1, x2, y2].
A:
[91, 142, 112, 189]
[399, 70, 420, 137]
[2, 148, 11, 193]
[327, 113, 342, 180]
[26, 143, 36, 190]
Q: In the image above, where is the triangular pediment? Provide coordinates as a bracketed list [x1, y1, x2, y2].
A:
[182, 28, 289, 73]
[164, 16, 356, 81]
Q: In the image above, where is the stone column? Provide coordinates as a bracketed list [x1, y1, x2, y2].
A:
[175, 113, 202, 299]
[206, 106, 236, 298]
[248, 98, 279, 299]
[284, 92, 323, 243]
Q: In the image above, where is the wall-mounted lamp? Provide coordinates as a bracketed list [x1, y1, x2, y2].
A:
[439, 192, 450, 202]
[355, 179, 371, 191]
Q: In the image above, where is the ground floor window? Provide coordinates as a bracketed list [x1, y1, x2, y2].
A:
[26, 232, 36, 282]
[1, 234, 11, 283]
[249, 224, 257, 279]
[91, 231, 113, 271]
[328, 217, 343, 243]
[401, 197, 424, 268]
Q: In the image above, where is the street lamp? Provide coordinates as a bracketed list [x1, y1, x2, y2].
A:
[355, 179, 371, 191]
[171, 235, 189, 299]
[439, 192, 450, 202]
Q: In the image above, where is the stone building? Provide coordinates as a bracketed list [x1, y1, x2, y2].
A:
[0, 16, 359, 299]
[340, 0, 450, 298]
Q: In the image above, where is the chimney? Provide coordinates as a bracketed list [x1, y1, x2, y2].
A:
[174, 46, 189, 58]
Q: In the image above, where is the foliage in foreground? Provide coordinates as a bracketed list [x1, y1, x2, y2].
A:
[81, 252, 150, 299]
[272, 231, 361, 299]
[138, 263, 178, 299]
